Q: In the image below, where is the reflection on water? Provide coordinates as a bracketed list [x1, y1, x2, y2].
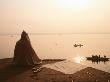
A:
[0, 34, 110, 73]
[72, 55, 109, 64]
[73, 56, 110, 73]
[88, 59, 109, 64]
[69, 54, 110, 73]
[73, 56, 85, 63]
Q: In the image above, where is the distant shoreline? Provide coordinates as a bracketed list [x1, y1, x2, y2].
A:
[1, 32, 110, 36]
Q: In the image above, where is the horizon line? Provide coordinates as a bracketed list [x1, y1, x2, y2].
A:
[1, 32, 110, 35]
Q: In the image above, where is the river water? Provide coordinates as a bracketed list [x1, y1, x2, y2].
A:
[0, 34, 110, 72]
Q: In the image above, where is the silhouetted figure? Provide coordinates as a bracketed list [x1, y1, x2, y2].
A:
[12, 31, 41, 66]
[99, 55, 100, 58]
[104, 55, 106, 58]
[20, 30, 30, 41]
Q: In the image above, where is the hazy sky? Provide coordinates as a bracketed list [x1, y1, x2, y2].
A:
[0, 0, 110, 34]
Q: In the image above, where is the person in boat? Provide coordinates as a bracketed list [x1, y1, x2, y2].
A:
[104, 55, 106, 58]
[99, 55, 100, 58]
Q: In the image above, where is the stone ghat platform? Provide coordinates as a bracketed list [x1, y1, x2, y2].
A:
[0, 58, 110, 82]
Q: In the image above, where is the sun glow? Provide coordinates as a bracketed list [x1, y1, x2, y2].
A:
[55, 0, 89, 11]
[74, 56, 85, 63]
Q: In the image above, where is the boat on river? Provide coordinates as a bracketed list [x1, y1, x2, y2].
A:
[86, 55, 110, 61]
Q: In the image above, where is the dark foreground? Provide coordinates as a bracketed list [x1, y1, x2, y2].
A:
[0, 58, 110, 82]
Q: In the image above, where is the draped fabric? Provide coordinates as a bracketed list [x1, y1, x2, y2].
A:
[12, 31, 41, 66]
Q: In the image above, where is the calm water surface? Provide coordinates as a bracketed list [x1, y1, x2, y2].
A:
[0, 34, 110, 72]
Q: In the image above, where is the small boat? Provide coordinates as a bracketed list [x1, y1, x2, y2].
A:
[86, 55, 110, 61]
